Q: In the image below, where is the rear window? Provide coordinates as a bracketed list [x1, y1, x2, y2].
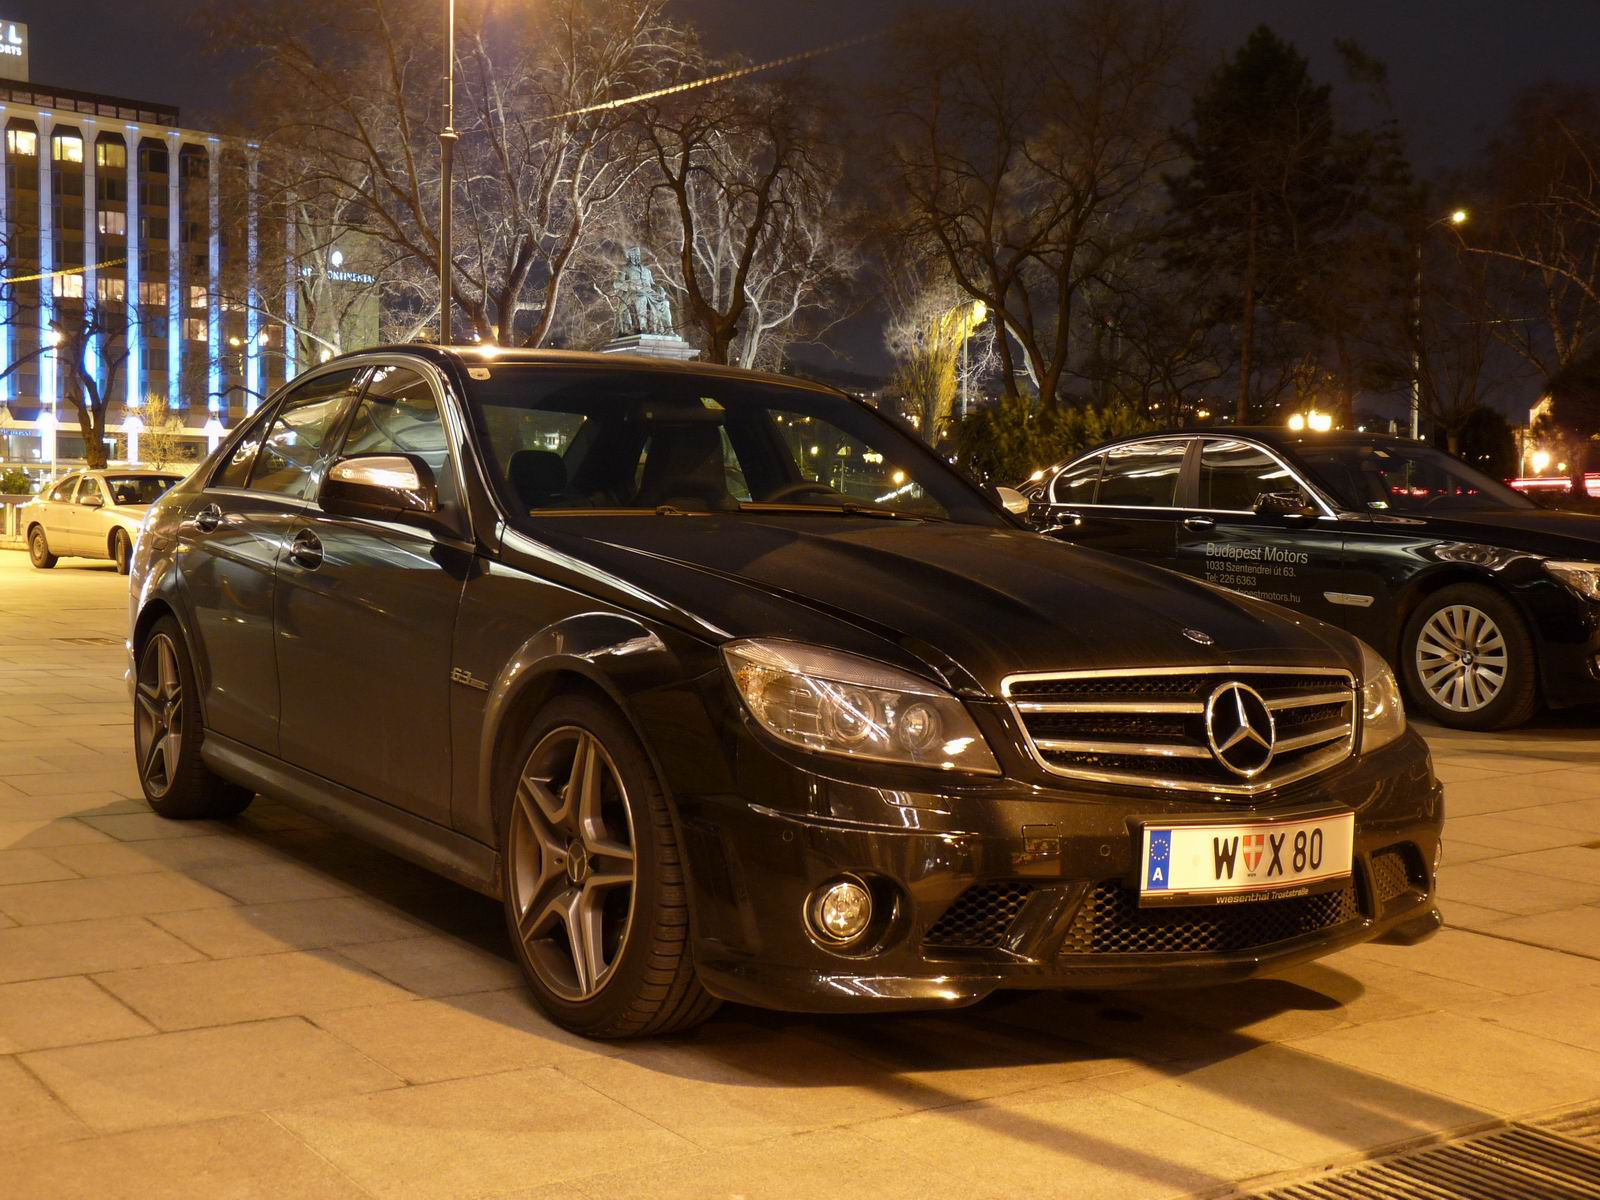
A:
[103, 476, 182, 505]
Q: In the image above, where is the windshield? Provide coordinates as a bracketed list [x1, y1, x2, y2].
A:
[458, 365, 1005, 526]
[102, 475, 182, 506]
[1296, 444, 1533, 513]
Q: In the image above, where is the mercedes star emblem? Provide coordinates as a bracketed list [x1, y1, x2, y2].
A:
[1205, 681, 1277, 778]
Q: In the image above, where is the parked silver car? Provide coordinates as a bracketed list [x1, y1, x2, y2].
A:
[21, 469, 184, 573]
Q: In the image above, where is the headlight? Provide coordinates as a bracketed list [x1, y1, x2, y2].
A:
[723, 638, 1001, 775]
[1358, 641, 1405, 754]
[1547, 561, 1600, 603]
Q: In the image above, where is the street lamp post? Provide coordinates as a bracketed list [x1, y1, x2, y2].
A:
[438, 0, 458, 345]
[1411, 208, 1468, 440]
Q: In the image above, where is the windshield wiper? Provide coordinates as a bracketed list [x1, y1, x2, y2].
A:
[737, 501, 945, 522]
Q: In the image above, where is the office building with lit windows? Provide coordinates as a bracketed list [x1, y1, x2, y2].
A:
[0, 23, 371, 475]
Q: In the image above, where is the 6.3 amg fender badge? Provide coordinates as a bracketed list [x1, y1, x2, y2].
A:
[1205, 681, 1276, 778]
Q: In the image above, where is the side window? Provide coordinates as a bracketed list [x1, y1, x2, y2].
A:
[213, 407, 276, 490]
[1096, 441, 1187, 508]
[337, 365, 458, 509]
[48, 476, 78, 502]
[247, 369, 363, 499]
[1050, 455, 1103, 505]
[1199, 441, 1300, 512]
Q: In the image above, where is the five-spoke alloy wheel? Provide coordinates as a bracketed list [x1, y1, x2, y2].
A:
[135, 632, 185, 800]
[132, 617, 254, 819]
[509, 726, 638, 1002]
[500, 693, 717, 1038]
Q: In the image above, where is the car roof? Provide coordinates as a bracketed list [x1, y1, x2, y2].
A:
[93, 467, 185, 476]
[336, 344, 844, 399]
[1065, 426, 1419, 460]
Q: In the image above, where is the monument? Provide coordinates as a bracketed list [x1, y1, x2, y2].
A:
[600, 247, 699, 361]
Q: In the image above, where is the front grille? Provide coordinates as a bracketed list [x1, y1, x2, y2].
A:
[924, 882, 1035, 949]
[1370, 844, 1425, 906]
[1005, 667, 1356, 795]
[1060, 880, 1360, 956]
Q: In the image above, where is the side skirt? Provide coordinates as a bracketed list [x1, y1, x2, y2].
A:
[201, 732, 502, 900]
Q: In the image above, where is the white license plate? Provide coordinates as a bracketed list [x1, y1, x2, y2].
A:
[1138, 812, 1354, 907]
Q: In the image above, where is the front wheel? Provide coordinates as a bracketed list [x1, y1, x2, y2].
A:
[1401, 584, 1540, 730]
[111, 529, 132, 575]
[134, 617, 254, 819]
[27, 527, 57, 569]
[500, 693, 718, 1039]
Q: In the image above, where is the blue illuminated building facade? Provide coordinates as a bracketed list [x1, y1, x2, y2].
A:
[0, 80, 299, 465]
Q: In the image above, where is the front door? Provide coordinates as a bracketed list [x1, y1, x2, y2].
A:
[274, 363, 468, 825]
[1173, 438, 1348, 627]
[183, 368, 363, 754]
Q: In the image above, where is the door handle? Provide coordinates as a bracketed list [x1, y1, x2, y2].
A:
[288, 529, 324, 570]
[1182, 515, 1216, 532]
[1055, 510, 1084, 528]
[193, 503, 222, 533]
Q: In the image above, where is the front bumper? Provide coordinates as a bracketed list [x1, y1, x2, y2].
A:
[673, 730, 1443, 1013]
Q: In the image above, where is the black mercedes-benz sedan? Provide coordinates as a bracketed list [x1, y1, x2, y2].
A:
[129, 349, 1441, 1038]
[1024, 430, 1600, 731]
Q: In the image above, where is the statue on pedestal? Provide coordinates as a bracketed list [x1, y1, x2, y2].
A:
[600, 247, 699, 361]
[613, 247, 676, 338]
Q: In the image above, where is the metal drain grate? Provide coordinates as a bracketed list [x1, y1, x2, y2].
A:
[1538, 1104, 1600, 1150]
[1239, 1123, 1600, 1199]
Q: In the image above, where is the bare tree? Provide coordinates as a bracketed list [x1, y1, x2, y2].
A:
[883, 253, 994, 441]
[138, 394, 191, 470]
[51, 306, 137, 469]
[882, 0, 1185, 409]
[633, 63, 854, 367]
[216, 0, 675, 347]
[1459, 86, 1600, 381]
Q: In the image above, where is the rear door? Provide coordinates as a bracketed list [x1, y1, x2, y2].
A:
[41, 475, 81, 552]
[183, 368, 364, 753]
[274, 361, 470, 825]
[1039, 438, 1190, 572]
[1173, 438, 1348, 626]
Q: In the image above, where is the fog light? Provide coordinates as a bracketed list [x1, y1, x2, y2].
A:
[810, 878, 872, 944]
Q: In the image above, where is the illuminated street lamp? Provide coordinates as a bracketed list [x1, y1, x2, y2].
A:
[439, 0, 459, 345]
[1412, 207, 1469, 440]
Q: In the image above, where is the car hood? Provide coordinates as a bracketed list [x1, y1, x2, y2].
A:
[528, 515, 1360, 695]
[1358, 507, 1600, 559]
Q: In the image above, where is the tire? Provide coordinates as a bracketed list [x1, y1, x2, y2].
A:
[111, 529, 132, 575]
[133, 616, 254, 820]
[27, 526, 57, 569]
[500, 692, 718, 1039]
[1400, 583, 1540, 730]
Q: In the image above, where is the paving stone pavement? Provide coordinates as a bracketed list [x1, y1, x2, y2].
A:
[0, 548, 1597, 1199]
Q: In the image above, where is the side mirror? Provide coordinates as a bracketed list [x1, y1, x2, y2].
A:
[1255, 490, 1316, 519]
[81, 494, 103, 509]
[994, 486, 1031, 516]
[321, 453, 438, 519]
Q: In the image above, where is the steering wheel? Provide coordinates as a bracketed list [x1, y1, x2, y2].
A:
[762, 480, 848, 504]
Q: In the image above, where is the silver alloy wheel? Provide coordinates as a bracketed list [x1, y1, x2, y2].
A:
[508, 726, 637, 1002]
[1415, 603, 1509, 713]
[134, 634, 184, 797]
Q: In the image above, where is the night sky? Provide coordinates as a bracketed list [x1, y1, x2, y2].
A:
[14, 0, 1600, 374]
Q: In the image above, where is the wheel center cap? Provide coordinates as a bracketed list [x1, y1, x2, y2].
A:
[565, 842, 589, 885]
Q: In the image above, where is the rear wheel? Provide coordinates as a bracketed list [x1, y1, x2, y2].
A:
[1401, 584, 1539, 730]
[500, 693, 718, 1039]
[134, 617, 254, 819]
[27, 527, 56, 569]
[111, 529, 132, 575]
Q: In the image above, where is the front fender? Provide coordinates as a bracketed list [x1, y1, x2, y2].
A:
[469, 610, 717, 845]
